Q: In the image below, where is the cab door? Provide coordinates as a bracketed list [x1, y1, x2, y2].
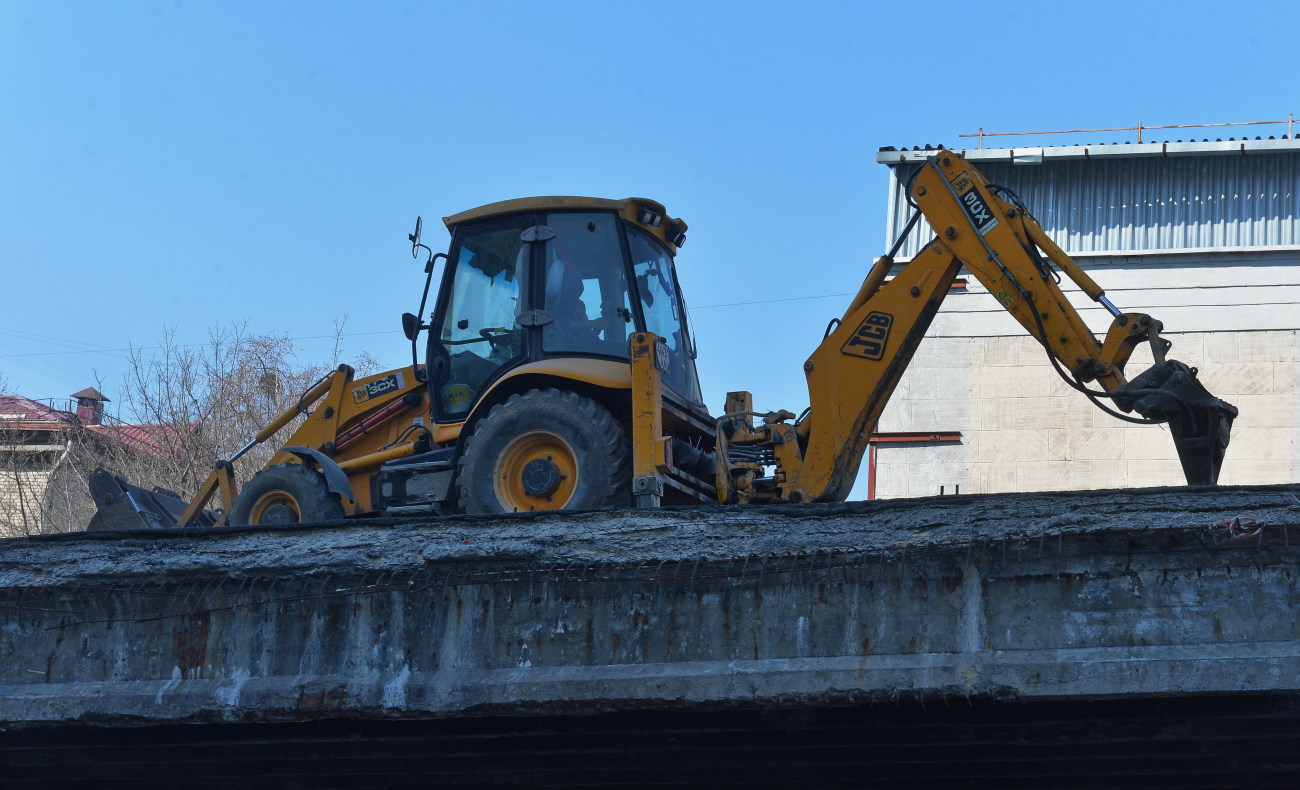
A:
[428, 214, 532, 421]
[538, 211, 637, 360]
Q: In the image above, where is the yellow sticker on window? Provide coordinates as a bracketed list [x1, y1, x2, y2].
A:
[442, 384, 473, 411]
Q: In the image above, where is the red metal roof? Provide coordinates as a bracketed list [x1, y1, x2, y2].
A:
[84, 423, 178, 455]
[1, 393, 179, 456]
[0, 395, 76, 425]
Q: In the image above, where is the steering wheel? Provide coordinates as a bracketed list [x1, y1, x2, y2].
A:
[479, 327, 512, 351]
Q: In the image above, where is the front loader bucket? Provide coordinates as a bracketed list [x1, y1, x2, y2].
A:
[86, 468, 219, 531]
[1115, 361, 1238, 486]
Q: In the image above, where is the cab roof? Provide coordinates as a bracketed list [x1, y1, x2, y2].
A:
[443, 196, 688, 254]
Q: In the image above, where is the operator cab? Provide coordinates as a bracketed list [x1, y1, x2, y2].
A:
[423, 197, 701, 422]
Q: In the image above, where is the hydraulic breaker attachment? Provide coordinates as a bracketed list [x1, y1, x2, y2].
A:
[86, 468, 222, 531]
[1115, 360, 1238, 486]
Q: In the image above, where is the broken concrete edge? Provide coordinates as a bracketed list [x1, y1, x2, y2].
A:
[8, 644, 1300, 731]
[2, 485, 1297, 588]
[23, 483, 1283, 544]
[4, 524, 1298, 596]
[0, 686, 1026, 733]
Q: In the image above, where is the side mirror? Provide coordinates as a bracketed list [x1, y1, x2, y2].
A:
[401, 312, 423, 341]
[408, 216, 423, 259]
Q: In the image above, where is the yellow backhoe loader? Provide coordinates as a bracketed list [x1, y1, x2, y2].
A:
[87, 151, 1237, 529]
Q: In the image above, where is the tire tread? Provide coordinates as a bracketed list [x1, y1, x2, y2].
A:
[228, 463, 344, 526]
[455, 388, 630, 513]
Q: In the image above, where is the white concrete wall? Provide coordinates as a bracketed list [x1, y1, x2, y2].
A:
[872, 254, 1299, 498]
[0, 467, 54, 537]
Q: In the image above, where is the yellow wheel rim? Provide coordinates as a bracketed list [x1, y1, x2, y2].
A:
[493, 430, 579, 512]
[247, 490, 302, 524]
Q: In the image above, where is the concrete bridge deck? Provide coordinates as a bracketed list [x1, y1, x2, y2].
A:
[2, 485, 1299, 787]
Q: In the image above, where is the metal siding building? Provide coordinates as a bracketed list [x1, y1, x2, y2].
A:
[883, 140, 1300, 257]
[871, 138, 1300, 496]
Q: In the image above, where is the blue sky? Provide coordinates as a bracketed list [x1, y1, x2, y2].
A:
[2, 0, 1297, 495]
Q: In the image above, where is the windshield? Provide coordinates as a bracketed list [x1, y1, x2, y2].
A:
[625, 227, 702, 404]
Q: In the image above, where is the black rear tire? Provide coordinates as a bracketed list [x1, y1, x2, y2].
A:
[228, 463, 344, 526]
[456, 389, 631, 514]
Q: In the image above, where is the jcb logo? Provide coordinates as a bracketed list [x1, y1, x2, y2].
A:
[351, 372, 404, 404]
[963, 190, 993, 226]
[841, 311, 893, 361]
[952, 171, 999, 236]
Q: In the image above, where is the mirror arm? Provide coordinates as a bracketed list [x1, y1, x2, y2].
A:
[410, 251, 447, 373]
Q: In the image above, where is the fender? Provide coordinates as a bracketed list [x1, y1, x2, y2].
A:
[281, 445, 356, 502]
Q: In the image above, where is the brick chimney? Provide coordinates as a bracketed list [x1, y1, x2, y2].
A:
[70, 387, 109, 426]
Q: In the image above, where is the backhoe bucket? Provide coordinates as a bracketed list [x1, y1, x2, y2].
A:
[86, 468, 219, 531]
[1115, 361, 1238, 486]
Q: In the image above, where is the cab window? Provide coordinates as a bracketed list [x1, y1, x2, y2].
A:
[541, 212, 634, 357]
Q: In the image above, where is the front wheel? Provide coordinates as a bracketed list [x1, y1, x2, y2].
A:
[456, 389, 631, 513]
[228, 464, 344, 526]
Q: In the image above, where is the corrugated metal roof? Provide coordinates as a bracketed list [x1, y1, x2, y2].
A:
[880, 139, 1300, 258]
[877, 136, 1300, 163]
[85, 423, 169, 454]
[0, 395, 73, 424]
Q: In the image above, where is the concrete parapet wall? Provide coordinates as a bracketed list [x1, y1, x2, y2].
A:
[1, 486, 1298, 727]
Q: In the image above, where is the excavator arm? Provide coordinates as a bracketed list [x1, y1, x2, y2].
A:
[716, 150, 1237, 504]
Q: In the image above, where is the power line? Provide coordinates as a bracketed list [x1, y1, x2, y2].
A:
[0, 329, 400, 360]
[690, 293, 857, 310]
[2, 279, 1296, 363]
[0, 327, 127, 354]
